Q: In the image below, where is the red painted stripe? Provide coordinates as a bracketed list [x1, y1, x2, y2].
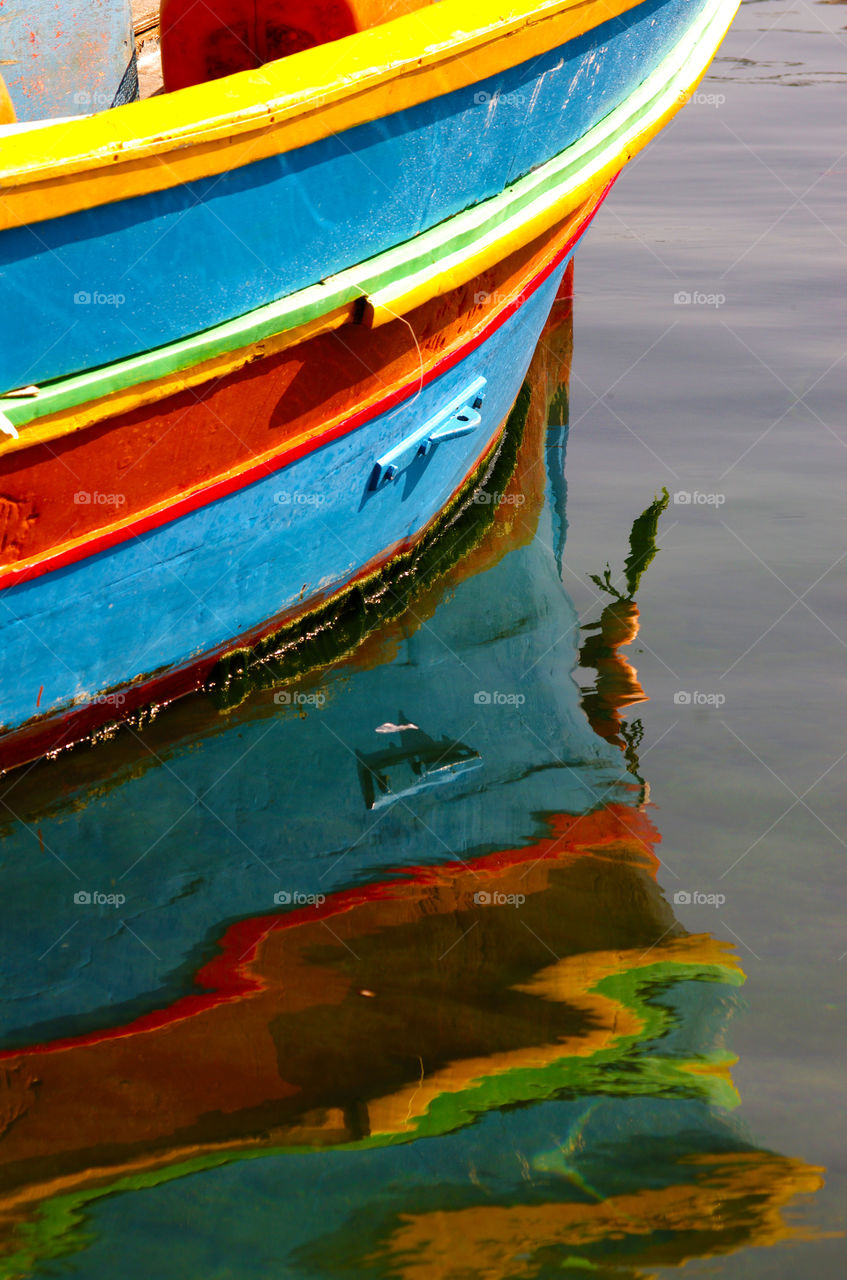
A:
[0, 412, 506, 775]
[0, 181, 615, 595]
[0, 802, 655, 1062]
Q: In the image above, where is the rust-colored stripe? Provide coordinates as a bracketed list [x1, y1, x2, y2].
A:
[0, 186, 611, 592]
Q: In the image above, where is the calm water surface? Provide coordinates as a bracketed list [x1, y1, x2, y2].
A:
[1, 1, 845, 1276]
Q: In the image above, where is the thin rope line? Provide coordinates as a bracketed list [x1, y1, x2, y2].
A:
[353, 288, 425, 416]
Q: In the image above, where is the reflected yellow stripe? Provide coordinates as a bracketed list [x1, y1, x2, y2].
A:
[368, 936, 743, 1137]
[376, 1155, 827, 1279]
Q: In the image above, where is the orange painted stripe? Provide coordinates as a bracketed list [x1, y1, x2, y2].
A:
[0, 181, 612, 594]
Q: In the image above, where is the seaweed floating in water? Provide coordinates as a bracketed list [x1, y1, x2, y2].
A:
[580, 486, 670, 792]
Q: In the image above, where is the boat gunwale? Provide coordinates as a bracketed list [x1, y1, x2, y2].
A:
[0, 197, 594, 593]
[0, 187, 605, 446]
[0, 0, 741, 439]
[0, 0, 649, 216]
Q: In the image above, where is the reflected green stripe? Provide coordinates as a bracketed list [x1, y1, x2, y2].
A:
[0, 956, 742, 1280]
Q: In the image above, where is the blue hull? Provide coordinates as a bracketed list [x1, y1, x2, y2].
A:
[0, 251, 565, 742]
[0, 284, 791, 1280]
[0, 396, 633, 1045]
[0, 0, 705, 392]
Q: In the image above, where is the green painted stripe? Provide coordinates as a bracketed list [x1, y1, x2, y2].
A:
[0, 0, 736, 436]
[368, 0, 738, 312]
[0, 956, 742, 1280]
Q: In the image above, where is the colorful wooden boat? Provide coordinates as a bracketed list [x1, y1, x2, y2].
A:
[0, 298, 647, 1044]
[0, 273, 826, 1279]
[0, 0, 742, 770]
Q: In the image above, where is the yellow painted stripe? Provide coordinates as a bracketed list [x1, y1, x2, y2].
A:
[364, 180, 607, 326]
[0, 0, 739, 454]
[367, 0, 740, 322]
[0, 0, 646, 230]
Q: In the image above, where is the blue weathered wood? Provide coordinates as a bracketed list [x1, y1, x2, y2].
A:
[0, 258, 565, 741]
[0, 0, 701, 394]
[0, 0, 136, 123]
[0, 318, 635, 1040]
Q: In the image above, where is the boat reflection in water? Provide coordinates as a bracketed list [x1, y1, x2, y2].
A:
[0, 269, 824, 1278]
